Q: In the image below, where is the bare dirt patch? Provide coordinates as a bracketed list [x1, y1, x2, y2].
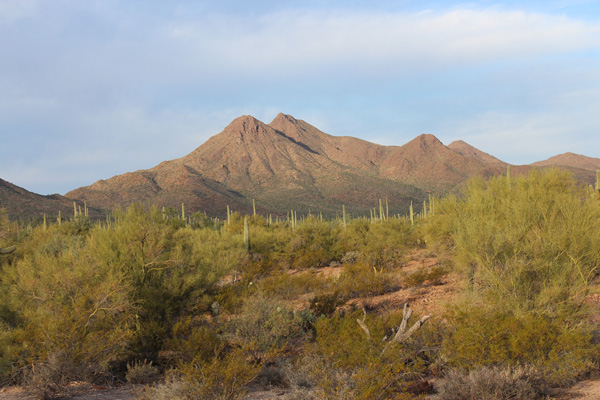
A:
[0, 383, 136, 400]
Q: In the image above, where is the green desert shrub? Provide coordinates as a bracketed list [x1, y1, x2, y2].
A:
[89, 204, 247, 359]
[165, 317, 222, 365]
[426, 169, 600, 316]
[340, 218, 413, 270]
[403, 265, 448, 288]
[285, 216, 342, 269]
[442, 303, 598, 387]
[419, 169, 600, 393]
[227, 292, 307, 353]
[1, 227, 135, 387]
[335, 262, 399, 299]
[261, 270, 331, 300]
[309, 291, 345, 318]
[178, 344, 262, 400]
[299, 309, 435, 399]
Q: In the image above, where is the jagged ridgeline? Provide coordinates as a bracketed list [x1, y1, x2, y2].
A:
[62, 113, 523, 218]
[2, 114, 599, 220]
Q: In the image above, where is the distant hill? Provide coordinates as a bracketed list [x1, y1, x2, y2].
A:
[0, 178, 96, 220]
[3, 113, 599, 219]
[532, 152, 600, 171]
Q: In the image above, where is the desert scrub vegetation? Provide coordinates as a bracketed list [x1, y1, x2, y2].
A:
[426, 168, 600, 392]
[2, 168, 600, 399]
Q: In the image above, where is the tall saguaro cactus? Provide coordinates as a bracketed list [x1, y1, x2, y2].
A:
[243, 217, 250, 252]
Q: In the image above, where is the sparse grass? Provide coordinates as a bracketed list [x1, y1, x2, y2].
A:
[434, 366, 540, 400]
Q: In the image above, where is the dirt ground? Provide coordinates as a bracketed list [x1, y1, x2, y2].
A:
[0, 382, 136, 400]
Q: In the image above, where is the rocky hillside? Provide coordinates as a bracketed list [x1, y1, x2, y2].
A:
[4, 113, 599, 219]
[66, 114, 505, 217]
[0, 178, 97, 220]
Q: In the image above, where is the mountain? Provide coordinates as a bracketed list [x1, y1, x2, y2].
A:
[448, 140, 508, 166]
[0, 178, 96, 220]
[68, 114, 428, 216]
[532, 152, 600, 171]
[1, 112, 593, 220]
[65, 113, 570, 218]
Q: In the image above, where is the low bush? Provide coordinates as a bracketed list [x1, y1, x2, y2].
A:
[403, 265, 448, 288]
[285, 216, 342, 270]
[435, 365, 540, 400]
[442, 304, 599, 387]
[298, 309, 436, 399]
[22, 351, 78, 400]
[227, 292, 307, 353]
[309, 291, 345, 318]
[126, 360, 160, 384]
[340, 218, 413, 270]
[335, 262, 399, 299]
[261, 270, 331, 300]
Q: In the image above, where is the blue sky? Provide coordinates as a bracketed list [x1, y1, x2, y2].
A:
[1, 0, 599, 195]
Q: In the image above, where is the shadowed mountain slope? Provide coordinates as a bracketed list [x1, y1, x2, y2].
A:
[0, 178, 98, 220]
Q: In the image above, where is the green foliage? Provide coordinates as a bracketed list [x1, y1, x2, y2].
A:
[335, 262, 399, 299]
[340, 218, 412, 269]
[297, 309, 435, 399]
[309, 291, 345, 317]
[3, 174, 599, 398]
[227, 292, 307, 353]
[403, 265, 448, 288]
[427, 169, 600, 316]
[166, 317, 222, 365]
[285, 216, 342, 269]
[1, 225, 135, 385]
[178, 344, 263, 400]
[88, 204, 247, 358]
[261, 270, 332, 300]
[442, 303, 598, 386]
[426, 169, 600, 391]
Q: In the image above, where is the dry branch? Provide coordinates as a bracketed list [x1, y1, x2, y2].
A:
[0, 245, 16, 254]
[357, 308, 371, 339]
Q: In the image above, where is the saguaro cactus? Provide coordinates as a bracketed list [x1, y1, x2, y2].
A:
[243, 217, 250, 252]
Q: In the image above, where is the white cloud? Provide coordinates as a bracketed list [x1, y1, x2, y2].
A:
[446, 103, 600, 165]
[165, 8, 600, 79]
